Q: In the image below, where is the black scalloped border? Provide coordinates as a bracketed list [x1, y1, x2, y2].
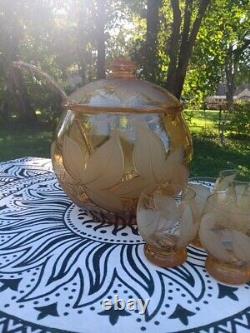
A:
[180, 306, 250, 333]
[0, 310, 77, 333]
[0, 307, 249, 333]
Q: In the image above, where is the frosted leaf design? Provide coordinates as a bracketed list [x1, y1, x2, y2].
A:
[62, 122, 188, 212]
[114, 176, 155, 199]
[86, 188, 123, 212]
[199, 213, 232, 262]
[231, 230, 250, 263]
[115, 122, 188, 199]
[63, 136, 87, 182]
[132, 123, 188, 195]
[133, 122, 166, 182]
[153, 194, 181, 220]
[138, 193, 196, 249]
[81, 131, 124, 189]
[62, 132, 124, 212]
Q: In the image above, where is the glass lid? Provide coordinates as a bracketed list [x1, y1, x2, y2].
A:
[67, 58, 181, 114]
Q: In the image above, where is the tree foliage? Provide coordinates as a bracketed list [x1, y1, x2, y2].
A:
[0, 0, 249, 124]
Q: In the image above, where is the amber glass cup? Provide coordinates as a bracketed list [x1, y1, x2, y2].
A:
[137, 186, 198, 268]
[189, 170, 238, 248]
[199, 188, 250, 285]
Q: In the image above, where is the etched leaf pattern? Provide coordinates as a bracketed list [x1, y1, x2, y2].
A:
[63, 136, 87, 182]
[82, 131, 124, 189]
[137, 209, 161, 241]
[62, 132, 124, 212]
[199, 213, 232, 262]
[133, 122, 166, 182]
[85, 188, 123, 212]
[131, 123, 187, 196]
[114, 176, 155, 199]
[138, 194, 196, 249]
[200, 215, 250, 264]
[62, 121, 188, 212]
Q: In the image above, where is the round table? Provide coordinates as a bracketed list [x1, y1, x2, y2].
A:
[0, 157, 249, 333]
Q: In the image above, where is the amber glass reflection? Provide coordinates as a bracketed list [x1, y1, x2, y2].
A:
[200, 188, 250, 285]
[137, 187, 197, 268]
[52, 109, 192, 225]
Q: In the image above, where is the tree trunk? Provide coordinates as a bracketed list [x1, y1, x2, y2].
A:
[165, 0, 181, 95]
[225, 46, 235, 112]
[96, 0, 106, 79]
[145, 0, 162, 81]
[165, 0, 210, 99]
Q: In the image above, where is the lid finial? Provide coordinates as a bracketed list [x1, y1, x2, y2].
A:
[110, 57, 137, 79]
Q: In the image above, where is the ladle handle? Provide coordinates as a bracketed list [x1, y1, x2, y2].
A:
[12, 61, 68, 102]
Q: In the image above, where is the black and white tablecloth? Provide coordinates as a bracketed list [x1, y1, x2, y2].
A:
[0, 158, 249, 333]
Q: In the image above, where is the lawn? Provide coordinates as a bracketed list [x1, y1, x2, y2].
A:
[0, 125, 52, 161]
[185, 109, 221, 135]
[0, 114, 249, 180]
[184, 109, 250, 179]
[191, 135, 250, 180]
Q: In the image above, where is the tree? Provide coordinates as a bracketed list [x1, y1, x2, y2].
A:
[165, 0, 211, 99]
[0, 0, 37, 123]
[182, 0, 250, 108]
[0, 0, 249, 123]
[144, 0, 162, 82]
[96, 0, 106, 79]
[223, 4, 250, 110]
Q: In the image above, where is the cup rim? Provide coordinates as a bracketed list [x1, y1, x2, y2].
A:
[206, 191, 250, 215]
[139, 185, 196, 201]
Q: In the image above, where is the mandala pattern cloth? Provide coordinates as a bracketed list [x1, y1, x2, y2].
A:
[0, 157, 249, 333]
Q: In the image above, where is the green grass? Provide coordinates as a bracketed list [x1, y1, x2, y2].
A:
[0, 119, 249, 180]
[191, 135, 250, 180]
[0, 126, 52, 161]
[184, 110, 220, 135]
[184, 110, 250, 180]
